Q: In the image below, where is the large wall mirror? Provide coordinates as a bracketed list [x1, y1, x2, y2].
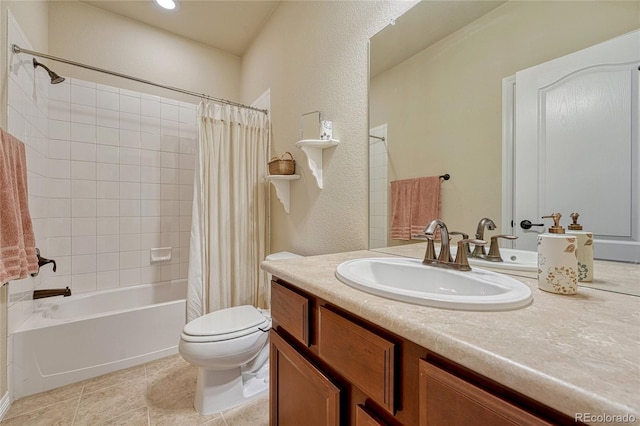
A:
[369, 0, 640, 294]
[368, 1, 640, 293]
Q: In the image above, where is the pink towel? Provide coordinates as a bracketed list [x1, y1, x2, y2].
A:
[0, 129, 38, 284]
[409, 176, 442, 238]
[390, 176, 442, 240]
[390, 179, 413, 240]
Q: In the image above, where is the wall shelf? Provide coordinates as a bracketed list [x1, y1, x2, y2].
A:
[295, 139, 339, 189]
[266, 175, 300, 214]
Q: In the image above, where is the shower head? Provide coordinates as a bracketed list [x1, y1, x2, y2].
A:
[33, 58, 65, 84]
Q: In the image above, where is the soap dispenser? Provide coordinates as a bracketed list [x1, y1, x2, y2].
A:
[537, 213, 578, 295]
[567, 213, 594, 282]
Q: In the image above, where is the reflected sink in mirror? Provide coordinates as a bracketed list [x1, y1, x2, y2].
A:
[335, 257, 532, 311]
[450, 247, 537, 273]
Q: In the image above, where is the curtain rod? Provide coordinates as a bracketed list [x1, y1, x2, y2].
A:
[11, 44, 268, 115]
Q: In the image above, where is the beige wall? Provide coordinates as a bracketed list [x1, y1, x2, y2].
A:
[242, 0, 414, 256]
[47, 1, 241, 104]
[370, 1, 640, 242]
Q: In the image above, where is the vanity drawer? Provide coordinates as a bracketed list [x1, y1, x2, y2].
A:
[271, 281, 310, 346]
[318, 306, 395, 414]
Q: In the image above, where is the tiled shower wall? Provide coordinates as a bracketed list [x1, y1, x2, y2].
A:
[45, 80, 196, 293]
[6, 14, 196, 335]
[369, 125, 388, 249]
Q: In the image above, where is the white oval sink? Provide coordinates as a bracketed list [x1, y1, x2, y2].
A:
[450, 247, 537, 272]
[335, 257, 532, 311]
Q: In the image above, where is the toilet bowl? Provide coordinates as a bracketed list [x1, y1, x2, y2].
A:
[179, 251, 301, 414]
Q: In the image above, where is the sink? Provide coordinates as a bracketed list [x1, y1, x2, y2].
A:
[450, 247, 537, 272]
[335, 257, 532, 311]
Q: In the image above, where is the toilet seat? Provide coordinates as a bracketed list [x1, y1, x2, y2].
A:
[182, 305, 270, 343]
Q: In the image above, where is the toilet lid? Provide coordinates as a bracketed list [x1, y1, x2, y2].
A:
[183, 305, 269, 338]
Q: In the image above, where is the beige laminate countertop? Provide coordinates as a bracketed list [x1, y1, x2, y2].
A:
[262, 249, 640, 425]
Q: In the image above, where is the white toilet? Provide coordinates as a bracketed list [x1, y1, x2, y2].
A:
[179, 251, 301, 414]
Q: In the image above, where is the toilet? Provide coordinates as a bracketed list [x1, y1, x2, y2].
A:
[179, 251, 302, 414]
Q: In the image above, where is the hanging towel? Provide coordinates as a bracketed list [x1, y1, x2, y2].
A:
[409, 176, 442, 238]
[390, 179, 413, 240]
[390, 176, 442, 240]
[0, 129, 38, 284]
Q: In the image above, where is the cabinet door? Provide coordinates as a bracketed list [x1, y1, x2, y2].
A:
[419, 360, 551, 426]
[270, 330, 340, 426]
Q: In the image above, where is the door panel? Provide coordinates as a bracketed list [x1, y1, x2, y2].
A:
[513, 30, 639, 262]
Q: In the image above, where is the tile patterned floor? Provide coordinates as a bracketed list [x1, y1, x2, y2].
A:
[1, 354, 269, 426]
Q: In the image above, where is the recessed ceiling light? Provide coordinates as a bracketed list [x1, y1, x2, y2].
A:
[155, 0, 178, 10]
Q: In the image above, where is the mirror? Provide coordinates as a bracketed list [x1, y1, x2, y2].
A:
[368, 1, 640, 295]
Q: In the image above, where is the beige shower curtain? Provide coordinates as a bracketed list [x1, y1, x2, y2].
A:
[187, 101, 269, 322]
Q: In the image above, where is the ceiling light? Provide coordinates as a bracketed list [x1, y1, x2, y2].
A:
[155, 0, 178, 10]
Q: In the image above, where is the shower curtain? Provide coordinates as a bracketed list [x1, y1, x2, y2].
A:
[187, 101, 269, 322]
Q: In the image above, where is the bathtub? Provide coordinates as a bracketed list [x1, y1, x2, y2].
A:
[12, 280, 187, 399]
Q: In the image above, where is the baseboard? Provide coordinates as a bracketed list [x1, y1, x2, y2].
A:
[0, 391, 11, 421]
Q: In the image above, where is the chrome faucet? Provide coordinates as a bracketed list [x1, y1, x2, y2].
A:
[423, 220, 485, 271]
[471, 218, 496, 257]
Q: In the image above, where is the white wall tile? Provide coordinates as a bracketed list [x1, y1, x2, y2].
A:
[119, 129, 140, 148]
[160, 103, 179, 121]
[49, 119, 71, 140]
[141, 133, 161, 150]
[72, 235, 97, 255]
[141, 116, 161, 134]
[97, 163, 119, 181]
[119, 165, 140, 182]
[119, 200, 141, 216]
[72, 273, 97, 293]
[120, 112, 140, 131]
[97, 126, 119, 146]
[72, 198, 97, 218]
[71, 254, 96, 274]
[97, 235, 120, 253]
[120, 182, 141, 200]
[49, 100, 70, 121]
[49, 82, 70, 102]
[97, 108, 119, 128]
[71, 104, 96, 125]
[72, 218, 97, 236]
[97, 181, 120, 199]
[120, 95, 140, 114]
[71, 180, 96, 199]
[97, 217, 119, 235]
[71, 161, 96, 180]
[119, 148, 140, 166]
[97, 270, 120, 289]
[120, 234, 141, 251]
[140, 149, 161, 167]
[120, 217, 141, 234]
[97, 90, 119, 110]
[97, 199, 120, 217]
[141, 98, 161, 118]
[71, 123, 96, 144]
[97, 145, 120, 164]
[97, 252, 119, 272]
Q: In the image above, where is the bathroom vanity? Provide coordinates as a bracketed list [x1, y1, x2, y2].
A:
[262, 251, 640, 425]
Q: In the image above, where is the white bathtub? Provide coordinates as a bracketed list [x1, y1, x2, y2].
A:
[12, 280, 187, 399]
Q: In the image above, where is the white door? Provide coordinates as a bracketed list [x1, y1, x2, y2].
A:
[513, 30, 640, 262]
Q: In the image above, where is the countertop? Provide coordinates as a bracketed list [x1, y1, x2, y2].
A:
[262, 249, 640, 425]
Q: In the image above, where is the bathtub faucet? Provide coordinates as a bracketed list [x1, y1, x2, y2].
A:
[33, 287, 71, 299]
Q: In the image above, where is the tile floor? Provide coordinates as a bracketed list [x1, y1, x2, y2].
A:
[1, 354, 269, 426]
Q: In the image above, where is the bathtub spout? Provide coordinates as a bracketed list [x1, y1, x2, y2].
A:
[33, 287, 71, 299]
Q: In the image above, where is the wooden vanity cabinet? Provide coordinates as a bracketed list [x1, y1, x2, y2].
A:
[270, 278, 577, 426]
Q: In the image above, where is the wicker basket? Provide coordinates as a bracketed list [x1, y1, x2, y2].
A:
[268, 152, 295, 175]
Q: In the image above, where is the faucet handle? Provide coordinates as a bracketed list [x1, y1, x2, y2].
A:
[422, 235, 437, 263]
[454, 239, 486, 271]
[487, 235, 518, 261]
[450, 231, 470, 254]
